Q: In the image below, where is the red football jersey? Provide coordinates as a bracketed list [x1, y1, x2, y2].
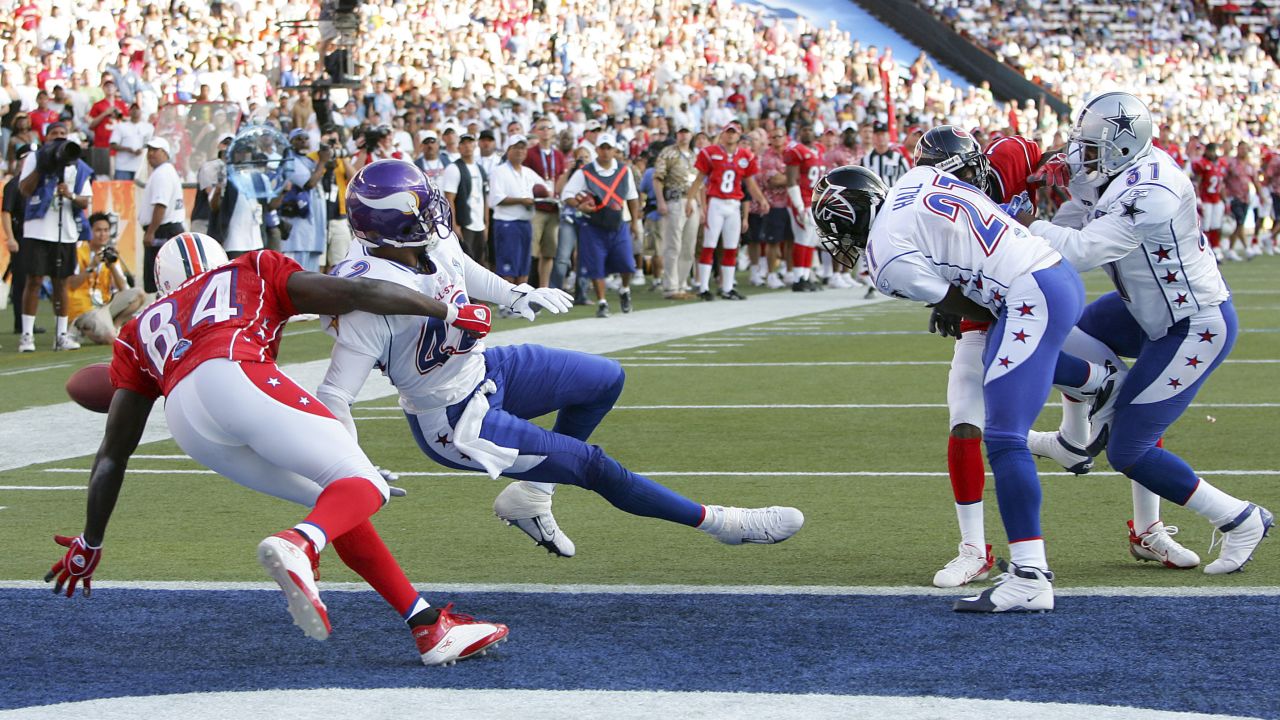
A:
[985, 135, 1043, 203]
[110, 250, 303, 398]
[783, 142, 827, 206]
[695, 144, 759, 200]
[1193, 157, 1226, 203]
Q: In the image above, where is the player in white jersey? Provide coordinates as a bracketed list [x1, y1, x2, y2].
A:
[815, 163, 1097, 613]
[317, 160, 806, 557]
[1009, 92, 1272, 574]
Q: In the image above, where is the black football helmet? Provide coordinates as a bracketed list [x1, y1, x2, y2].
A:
[812, 165, 889, 267]
[915, 125, 996, 200]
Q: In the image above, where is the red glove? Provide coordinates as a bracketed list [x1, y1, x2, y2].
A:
[1029, 152, 1070, 189]
[447, 303, 492, 338]
[45, 534, 102, 598]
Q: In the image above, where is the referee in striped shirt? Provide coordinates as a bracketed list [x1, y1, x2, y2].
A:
[861, 121, 911, 188]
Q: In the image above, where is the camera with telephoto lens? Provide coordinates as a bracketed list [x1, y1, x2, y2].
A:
[359, 125, 390, 152]
[36, 138, 82, 175]
[100, 245, 119, 264]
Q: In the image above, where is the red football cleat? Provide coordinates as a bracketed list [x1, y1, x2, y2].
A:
[257, 529, 331, 640]
[412, 603, 509, 666]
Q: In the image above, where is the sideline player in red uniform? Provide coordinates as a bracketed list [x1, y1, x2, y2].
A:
[44, 232, 509, 666]
[783, 121, 827, 292]
[1192, 143, 1231, 260]
[687, 121, 767, 300]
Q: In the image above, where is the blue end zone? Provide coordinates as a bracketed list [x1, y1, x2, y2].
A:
[3, 590, 1276, 717]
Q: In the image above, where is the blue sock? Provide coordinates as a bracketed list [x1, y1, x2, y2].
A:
[1052, 353, 1092, 389]
[584, 450, 705, 526]
[1115, 446, 1201, 505]
[985, 436, 1043, 542]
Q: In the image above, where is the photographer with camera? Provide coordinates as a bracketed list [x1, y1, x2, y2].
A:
[16, 121, 93, 351]
[87, 80, 127, 179]
[138, 137, 187, 294]
[279, 128, 327, 272]
[66, 212, 144, 344]
[352, 124, 398, 171]
[310, 126, 354, 272]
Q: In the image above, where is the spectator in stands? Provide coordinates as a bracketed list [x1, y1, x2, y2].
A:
[477, 130, 501, 178]
[107, 103, 151, 181]
[17, 121, 93, 351]
[87, 79, 126, 178]
[441, 130, 489, 267]
[414, 131, 448, 185]
[562, 134, 640, 318]
[29, 90, 58, 139]
[7, 113, 35, 171]
[138, 137, 186, 293]
[488, 134, 540, 285]
[66, 212, 143, 344]
[525, 116, 565, 288]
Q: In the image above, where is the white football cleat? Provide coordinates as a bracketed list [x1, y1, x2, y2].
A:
[953, 561, 1054, 613]
[1028, 430, 1094, 474]
[765, 272, 785, 289]
[933, 543, 995, 588]
[1086, 360, 1126, 457]
[699, 505, 805, 545]
[413, 602, 509, 667]
[1205, 504, 1274, 575]
[257, 530, 331, 640]
[1128, 520, 1199, 569]
[54, 333, 80, 351]
[493, 481, 576, 558]
[17, 333, 35, 353]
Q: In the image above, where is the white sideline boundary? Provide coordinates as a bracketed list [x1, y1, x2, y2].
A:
[28, 468, 1280, 479]
[1, 579, 1277, 597]
[0, 291, 887, 473]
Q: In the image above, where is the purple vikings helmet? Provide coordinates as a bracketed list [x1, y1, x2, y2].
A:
[346, 159, 453, 251]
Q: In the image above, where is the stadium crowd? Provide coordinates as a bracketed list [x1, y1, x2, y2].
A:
[3, 0, 1280, 348]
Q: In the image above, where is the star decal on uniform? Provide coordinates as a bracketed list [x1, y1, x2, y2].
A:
[1167, 377, 1182, 389]
[1185, 355, 1203, 368]
[1106, 103, 1140, 140]
[1012, 329, 1030, 343]
[998, 356, 1013, 368]
[991, 290, 1004, 303]
[1151, 246, 1171, 262]
[267, 377, 281, 387]
[298, 396, 310, 406]
[1163, 270, 1179, 284]
[256, 327, 269, 339]
[435, 433, 450, 447]
[957, 275, 970, 285]
[1119, 198, 1145, 221]
[458, 452, 472, 462]
[973, 277, 984, 290]
[1198, 329, 1217, 343]
[1017, 303, 1036, 316]
[1173, 293, 1189, 306]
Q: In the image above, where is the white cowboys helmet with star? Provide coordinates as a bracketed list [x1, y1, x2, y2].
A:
[1065, 91, 1153, 189]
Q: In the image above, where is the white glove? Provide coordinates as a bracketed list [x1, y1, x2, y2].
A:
[507, 283, 574, 321]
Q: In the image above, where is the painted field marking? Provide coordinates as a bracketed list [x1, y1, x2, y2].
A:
[619, 359, 1280, 368]
[607, 356, 689, 362]
[33, 468, 1280, 479]
[0, 578, 1276, 597]
[0, 362, 74, 377]
[350, 402, 1280, 412]
[0, 485, 86, 490]
[631, 349, 721, 355]
[666, 343, 744, 348]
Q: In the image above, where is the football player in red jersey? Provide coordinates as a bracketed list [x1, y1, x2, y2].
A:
[44, 232, 510, 666]
[783, 121, 827, 291]
[1192, 143, 1232, 260]
[687, 121, 768, 300]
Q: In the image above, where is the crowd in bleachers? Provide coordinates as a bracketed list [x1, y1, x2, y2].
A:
[3, 0, 1280, 349]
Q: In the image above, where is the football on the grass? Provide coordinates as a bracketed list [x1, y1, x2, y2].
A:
[66, 363, 114, 413]
[532, 183, 550, 198]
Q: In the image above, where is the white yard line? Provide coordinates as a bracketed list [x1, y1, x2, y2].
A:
[0, 578, 1275, 597]
[32, 468, 1280, 479]
[621, 359, 1280, 368]
[0, 362, 74, 377]
[0, 292, 886, 472]
[349, 401, 1280, 411]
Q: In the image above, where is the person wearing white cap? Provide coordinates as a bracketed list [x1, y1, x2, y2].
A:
[139, 135, 187, 294]
[561, 133, 640, 317]
[487, 134, 542, 285]
[108, 103, 153, 180]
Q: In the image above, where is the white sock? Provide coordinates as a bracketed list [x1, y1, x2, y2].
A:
[1009, 538, 1048, 571]
[55, 316, 68, 337]
[756, 257, 768, 274]
[720, 264, 734, 292]
[1131, 482, 1162, 533]
[293, 522, 328, 553]
[1073, 361, 1112, 395]
[1183, 478, 1249, 527]
[697, 263, 713, 292]
[523, 481, 556, 496]
[794, 266, 810, 282]
[956, 502, 985, 550]
[820, 253, 833, 278]
[697, 504, 720, 530]
[1059, 396, 1089, 448]
[21, 314, 34, 336]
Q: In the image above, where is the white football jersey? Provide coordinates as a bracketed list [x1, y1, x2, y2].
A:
[1032, 148, 1229, 340]
[324, 238, 489, 413]
[866, 165, 1061, 312]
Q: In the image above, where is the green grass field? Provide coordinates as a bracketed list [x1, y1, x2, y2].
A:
[3, 259, 1279, 590]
